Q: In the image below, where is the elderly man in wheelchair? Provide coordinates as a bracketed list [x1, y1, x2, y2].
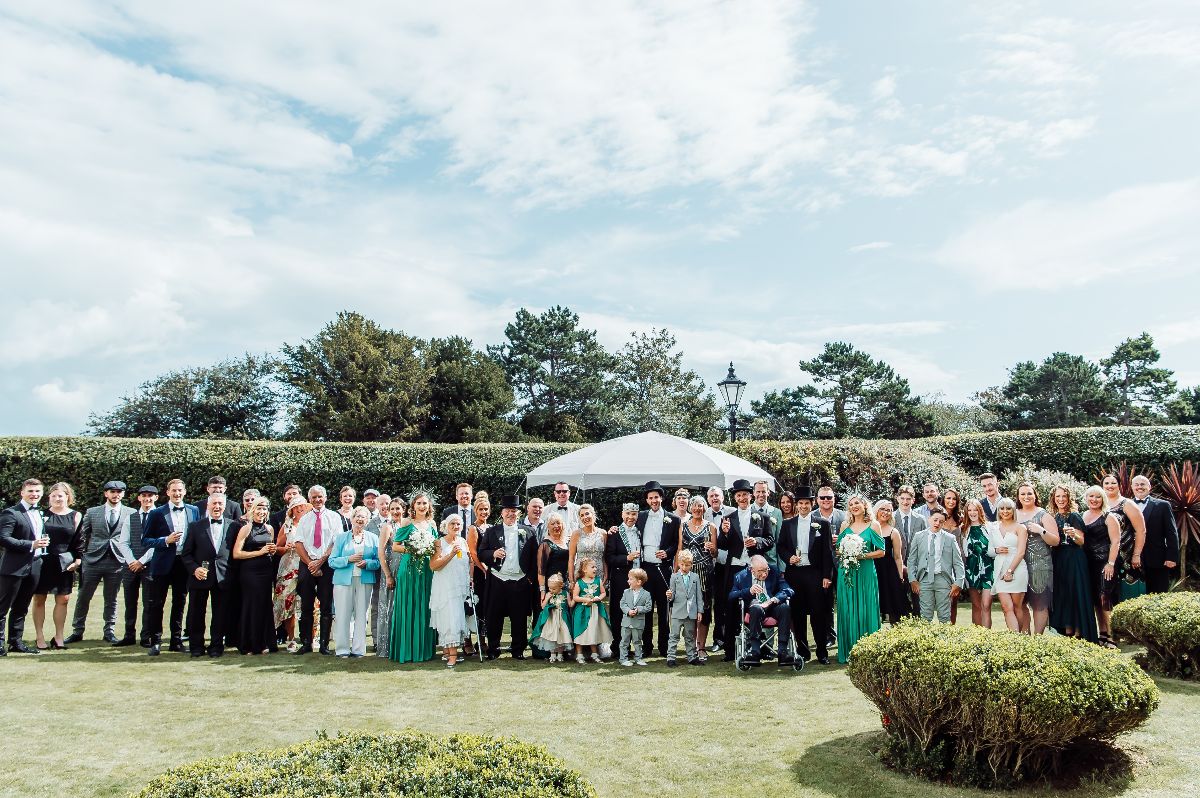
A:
[728, 554, 798, 669]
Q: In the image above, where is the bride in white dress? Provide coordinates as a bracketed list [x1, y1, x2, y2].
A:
[429, 515, 471, 667]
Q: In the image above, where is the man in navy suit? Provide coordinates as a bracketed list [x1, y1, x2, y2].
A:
[729, 555, 794, 666]
[0, 479, 48, 655]
[141, 478, 198, 655]
[1131, 475, 1180, 593]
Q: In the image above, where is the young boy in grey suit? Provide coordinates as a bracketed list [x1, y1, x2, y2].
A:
[666, 549, 703, 666]
[906, 509, 966, 623]
[619, 568, 652, 666]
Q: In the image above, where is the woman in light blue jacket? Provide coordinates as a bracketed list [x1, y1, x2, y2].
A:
[330, 507, 380, 658]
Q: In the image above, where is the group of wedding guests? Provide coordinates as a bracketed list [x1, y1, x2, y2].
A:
[0, 469, 1179, 663]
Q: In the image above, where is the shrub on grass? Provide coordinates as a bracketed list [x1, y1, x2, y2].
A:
[847, 619, 1158, 788]
[1111, 592, 1200, 680]
[132, 730, 596, 798]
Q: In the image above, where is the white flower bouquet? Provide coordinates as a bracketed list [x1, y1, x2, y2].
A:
[838, 533, 866, 587]
[407, 523, 438, 561]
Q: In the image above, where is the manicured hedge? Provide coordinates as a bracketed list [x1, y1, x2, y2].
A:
[1111, 592, 1200, 681]
[727, 438, 974, 498]
[132, 730, 596, 798]
[847, 619, 1158, 787]
[916, 425, 1200, 481]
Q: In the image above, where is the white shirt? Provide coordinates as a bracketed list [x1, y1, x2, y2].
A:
[495, 524, 523, 581]
[642, 509, 665, 561]
[548, 502, 580, 533]
[208, 518, 226, 552]
[732, 507, 752, 566]
[796, 512, 812, 566]
[929, 528, 946, 575]
[23, 502, 43, 555]
[295, 508, 341, 561]
[168, 503, 189, 552]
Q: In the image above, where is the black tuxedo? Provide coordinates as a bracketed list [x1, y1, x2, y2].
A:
[715, 506, 776, 654]
[181, 517, 235, 654]
[634, 510, 681, 657]
[0, 503, 45, 645]
[194, 498, 243, 524]
[1137, 496, 1180, 592]
[777, 515, 834, 659]
[478, 523, 538, 657]
[605, 525, 642, 653]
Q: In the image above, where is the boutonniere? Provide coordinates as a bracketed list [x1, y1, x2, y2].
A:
[752, 512, 762, 523]
[811, 522, 821, 530]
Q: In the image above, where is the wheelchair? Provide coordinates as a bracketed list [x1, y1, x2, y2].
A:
[733, 602, 805, 672]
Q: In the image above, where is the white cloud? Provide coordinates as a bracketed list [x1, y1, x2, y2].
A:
[848, 241, 893, 253]
[936, 180, 1200, 289]
[1152, 319, 1200, 347]
[32, 381, 96, 422]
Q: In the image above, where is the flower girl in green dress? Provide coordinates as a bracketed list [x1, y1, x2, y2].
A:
[571, 558, 611, 664]
[530, 573, 573, 662]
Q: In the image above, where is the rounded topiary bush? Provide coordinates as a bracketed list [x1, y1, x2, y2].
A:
[131, 730, 597, 798]
[1111, 591, 1200, 680]
[847, 619, 1159, 788]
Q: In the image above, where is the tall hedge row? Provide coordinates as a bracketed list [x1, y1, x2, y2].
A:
[1, 425, 1196, 510]
[915, 425, 1200, 479]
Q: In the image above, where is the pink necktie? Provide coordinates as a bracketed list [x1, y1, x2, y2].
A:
[314, 512, 323, 548]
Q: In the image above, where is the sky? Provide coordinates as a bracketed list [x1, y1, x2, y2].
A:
[2, 1, 1199, 436]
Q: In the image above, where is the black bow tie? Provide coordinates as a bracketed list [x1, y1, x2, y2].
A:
[172, 506, 185, 513]
[211, 519, 223, 525]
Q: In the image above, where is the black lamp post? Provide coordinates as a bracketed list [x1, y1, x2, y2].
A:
[717, 362, 747, 442]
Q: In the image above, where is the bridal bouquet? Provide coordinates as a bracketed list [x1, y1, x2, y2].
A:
[407, 523, 438, 561]
[838, 534, 866, 587]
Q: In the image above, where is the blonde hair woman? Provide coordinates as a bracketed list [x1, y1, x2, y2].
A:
[988, 498, 1029, 632]
[834, 494, 887, 663]
[32, 482, 82, 650]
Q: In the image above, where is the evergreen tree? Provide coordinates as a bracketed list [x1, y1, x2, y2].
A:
[423, 336, 522, 442]
[1101, 332, 1177, 425]
[983, 352, 1115, 429]
[607, 328, 723, 441]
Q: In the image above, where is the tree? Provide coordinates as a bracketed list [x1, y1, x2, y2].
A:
[86, 354, 279, 439]
[488, 306, 616, 441]
[749, 387, 822, 440]
[921, 393, 1001, 436]
[606, 328, 723, 442]
[278, 312, 429, 442]
[422, 336, 523, 443]
[1101, 332, 1177, 425]
[1168, 386, 1200, 425]
[752, 342, 933, 439]
[983, 352, 1115, 429]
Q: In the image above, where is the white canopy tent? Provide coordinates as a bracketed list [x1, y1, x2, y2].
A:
[525, 431, 776, 491]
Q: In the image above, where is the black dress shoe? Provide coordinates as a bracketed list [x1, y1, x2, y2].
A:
[9, 640, 39, 655]
[64, 632, 84, 645]
[817, 655, 830, 665]
[168, 640, 184, 653]
[148, 644, 161, 656]
[139, 639, 151, 648]
[112, 637, 135, 647]
[511, 654, 526, 660]
[723, 653, 735, 662]
[292, 646, 310, 655]
[103, 632, 118, 644]
[318, 647, 333, 655]
[0, 645, 6, 656]
[190, 650, 206, 658]
[209, 648, 224, 658]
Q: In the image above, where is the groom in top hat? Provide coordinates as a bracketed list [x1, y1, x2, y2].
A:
[478, 495, 538, 660]
[636, 481, 680, 658]
[717, 478, 777, 661]
[776, 485, 833, 664]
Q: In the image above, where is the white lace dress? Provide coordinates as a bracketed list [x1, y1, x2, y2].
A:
[428, 538, 471, 646]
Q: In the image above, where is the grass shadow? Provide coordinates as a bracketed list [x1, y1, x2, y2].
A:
[793, 731, 1139, 798]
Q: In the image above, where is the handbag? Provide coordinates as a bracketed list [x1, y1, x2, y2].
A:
[58, 552, 75, 570]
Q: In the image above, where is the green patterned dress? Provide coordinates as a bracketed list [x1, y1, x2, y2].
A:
[835, 527, 884, 663]
[964, 525, 995, 590]
[388, 521, 437, 663]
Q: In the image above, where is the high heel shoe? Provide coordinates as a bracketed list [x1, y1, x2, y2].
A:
[51, 640, 68, 650]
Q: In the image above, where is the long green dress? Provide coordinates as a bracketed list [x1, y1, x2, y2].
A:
[836, 527, 884, 663]
[1049, 512, 1099, 643]
[388, 521, 437, 663]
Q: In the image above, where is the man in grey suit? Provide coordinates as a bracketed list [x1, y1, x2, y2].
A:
[67, 480, 139, 644]
[116, 485, 158, 646]
[907, 509, 965, 623]
[894, 485, 928, 617]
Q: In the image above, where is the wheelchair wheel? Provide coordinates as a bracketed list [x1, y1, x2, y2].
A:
[792, 658, 805, 672]
[735, 657, 752, 672]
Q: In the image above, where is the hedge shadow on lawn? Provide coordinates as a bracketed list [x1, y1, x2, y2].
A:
[1149, 674, 1200, 697]
[793, 730, 1138, 797]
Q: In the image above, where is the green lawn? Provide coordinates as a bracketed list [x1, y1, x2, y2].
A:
[3, 601, 1196, 798]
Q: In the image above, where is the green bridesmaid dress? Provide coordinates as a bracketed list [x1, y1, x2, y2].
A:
[835, 527, 884, 663]
[388, 521, 437, 663]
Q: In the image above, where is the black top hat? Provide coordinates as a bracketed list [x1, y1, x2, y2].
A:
[643, 481, 666, 498]
[731, 479, 755, 495]
[500, 495, 522, 510]
[794, 485, 817, 501]
[102, 480, 127, 492]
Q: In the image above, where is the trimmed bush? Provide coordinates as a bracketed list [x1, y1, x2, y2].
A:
[916, 425, 1200, 481]
[727, 438, 973, 498]
[1111, 592, 1200, 680]
[132, 730, 596, 798]
[999, 463, 1089, 507]
[847, 619, 1158, 788]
